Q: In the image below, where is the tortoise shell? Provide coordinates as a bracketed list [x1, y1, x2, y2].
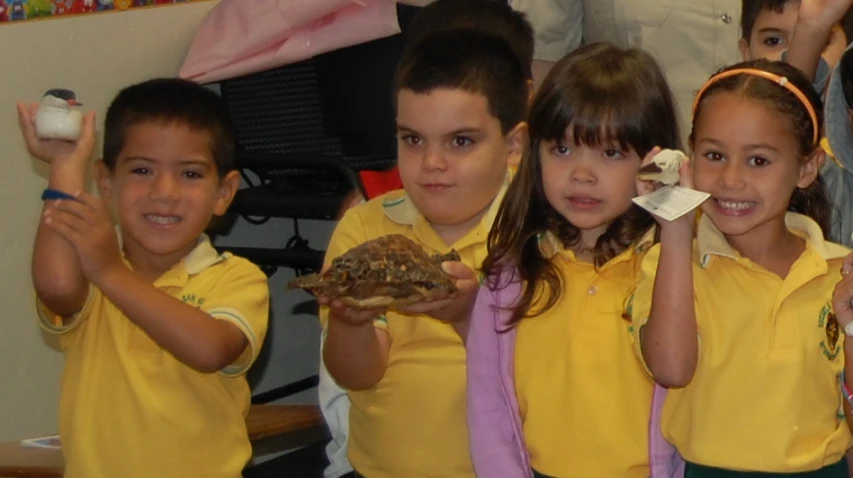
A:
[288, 234, 460, 309]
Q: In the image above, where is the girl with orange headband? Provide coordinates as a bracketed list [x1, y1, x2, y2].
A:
[633, 60, 853, 477]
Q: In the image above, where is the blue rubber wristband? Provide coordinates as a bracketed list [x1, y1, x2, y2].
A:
[41, 188, 76, 201]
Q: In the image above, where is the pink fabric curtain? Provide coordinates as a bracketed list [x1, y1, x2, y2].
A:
[179, 0, 400, 83]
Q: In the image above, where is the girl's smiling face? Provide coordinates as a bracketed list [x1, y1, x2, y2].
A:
[692, 91, 820, 243]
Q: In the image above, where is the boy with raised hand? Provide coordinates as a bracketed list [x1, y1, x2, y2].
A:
[18, 78, 269, 478]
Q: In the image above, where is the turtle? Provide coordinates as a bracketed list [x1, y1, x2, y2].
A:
[288, 234, 461, 310]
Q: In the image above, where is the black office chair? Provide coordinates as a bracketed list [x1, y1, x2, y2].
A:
[210, 4, 420, 405]
[212, 5, 421, 277]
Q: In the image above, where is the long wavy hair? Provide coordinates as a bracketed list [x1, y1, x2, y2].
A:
[481, 42, 682, 327]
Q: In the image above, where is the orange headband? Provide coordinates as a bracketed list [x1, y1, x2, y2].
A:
[691, 68, 819, 145]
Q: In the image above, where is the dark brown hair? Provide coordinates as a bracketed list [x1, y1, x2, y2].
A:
[690, 59, 831, 236]
[103, 78, 235, 177]
[395, 28, 528, 134]
[482, 42, 682, 327]
[741, 0, 853, 45]
[404, 0, 534, 79]
[740, 0, 791, 41]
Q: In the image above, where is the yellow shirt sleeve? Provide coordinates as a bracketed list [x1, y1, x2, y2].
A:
[36, 285, 96, 338]
[629, 242, 703, 377]
[318, 204, 388, 331]
[200, 258, 270, 376]
[629, 243, 660, 374]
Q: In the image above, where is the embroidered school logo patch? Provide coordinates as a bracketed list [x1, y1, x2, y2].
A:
[181, 294, 206, 307]
[819, 303, 841, 360]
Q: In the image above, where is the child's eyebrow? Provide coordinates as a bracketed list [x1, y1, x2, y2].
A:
[756, 27, 787, 35]
[396, 125, 418, 134]
[445, 128, 482, 136]
[178, 160, 213, 169]
[696, 138, 780, 152]
[395, 125, 483, 136]
[695, 138, 724, 147]
[742, 143, 781, 152]
[123, 156, 156, 162]
[123, 156, 213, 168]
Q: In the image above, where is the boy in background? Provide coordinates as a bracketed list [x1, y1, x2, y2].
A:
[763, 0, 853, 248]
[740, 0, 853, 71]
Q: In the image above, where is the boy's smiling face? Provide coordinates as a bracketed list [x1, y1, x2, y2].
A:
[97, 121, 239, 275]
[740, 1, 848, 70]
[396, 87, 524, 245]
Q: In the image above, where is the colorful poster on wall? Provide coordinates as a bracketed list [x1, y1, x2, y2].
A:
[0, 0, 210, 23]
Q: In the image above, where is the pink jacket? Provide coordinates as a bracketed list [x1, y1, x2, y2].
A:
[466, 271, 685, 478]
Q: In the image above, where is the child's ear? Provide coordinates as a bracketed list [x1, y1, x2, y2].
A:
[797, 147, 825, 189]
[505, 121, 528, 167]
[213, 170, 241, 216]
[738, 37, 751, 62]
[95, 160, 113, 201]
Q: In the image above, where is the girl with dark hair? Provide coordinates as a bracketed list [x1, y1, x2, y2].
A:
[466, 42, 681, 478]
[638, 59, 853, 477]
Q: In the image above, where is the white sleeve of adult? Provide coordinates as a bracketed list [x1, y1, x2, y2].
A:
[319, 328, 354, 478]
[510, 0, 583, 61]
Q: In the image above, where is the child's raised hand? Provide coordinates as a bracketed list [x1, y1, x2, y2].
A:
[676, 154, 695, 190]
[832, 252, 853, 330]
[635, 146, 663, 197]
[635, 147, 695, 196]
[797, 0, 853, 30]
[17, 102, 96, 165]
[399, 261, 479, 324]
[42, 191, 122, 283]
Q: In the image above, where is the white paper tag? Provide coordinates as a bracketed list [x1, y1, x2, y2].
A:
[632, 186, 710, 221]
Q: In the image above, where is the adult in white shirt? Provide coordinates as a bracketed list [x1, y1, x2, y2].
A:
[510, 1, 742, 136]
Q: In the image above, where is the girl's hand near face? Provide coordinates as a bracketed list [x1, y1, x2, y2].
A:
[636, 147, 697, 235]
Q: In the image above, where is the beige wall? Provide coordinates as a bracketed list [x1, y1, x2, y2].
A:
[0, 1, 219, 441]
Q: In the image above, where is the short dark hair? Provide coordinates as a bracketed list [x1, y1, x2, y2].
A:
[405, 0, 534, 79]
[741, 0, 853, 42]
[394, 28, 528, 134]
[103, 78, 235, 177]
[741, 0, 793, 40]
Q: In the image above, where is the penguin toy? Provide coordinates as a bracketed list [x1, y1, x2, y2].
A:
[35, 89, 83, 141]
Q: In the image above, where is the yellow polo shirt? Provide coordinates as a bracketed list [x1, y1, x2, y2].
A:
[38, 235, 269, 478]
[515, 230, 655, 478]
[319, 170, 512, 478]
[633, 213, 852, 472]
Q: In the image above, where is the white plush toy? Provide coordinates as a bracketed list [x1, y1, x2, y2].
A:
[636, 149, 687, 185]
[35, 89, 83, 141]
